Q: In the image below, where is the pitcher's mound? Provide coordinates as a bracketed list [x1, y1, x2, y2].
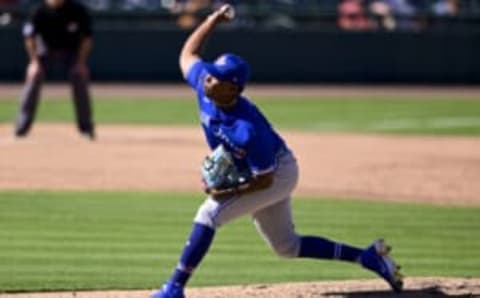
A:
[1, 278, 479, 298]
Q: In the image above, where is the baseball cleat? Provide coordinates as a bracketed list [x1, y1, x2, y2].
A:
[359, 239, 404, 292]
[151, 282, 185, 298]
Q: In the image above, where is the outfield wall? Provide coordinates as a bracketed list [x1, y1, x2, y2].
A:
[1, 27, 479, 83]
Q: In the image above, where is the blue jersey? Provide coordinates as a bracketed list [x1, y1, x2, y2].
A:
[186, 60, 287, 176]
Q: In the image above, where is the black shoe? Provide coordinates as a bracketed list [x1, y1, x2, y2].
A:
[80, 131, 95, 141]
[15, 129, 28, 138]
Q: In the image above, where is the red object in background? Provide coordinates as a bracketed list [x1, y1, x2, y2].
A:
[0, 0, 18, 4]
[338, 0, 374, 31]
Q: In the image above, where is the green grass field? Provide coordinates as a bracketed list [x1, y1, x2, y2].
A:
[1, 96, 480, 135]
[0, 191, 479, 292]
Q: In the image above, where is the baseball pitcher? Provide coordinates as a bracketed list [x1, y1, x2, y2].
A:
[152, 5, 403, 298]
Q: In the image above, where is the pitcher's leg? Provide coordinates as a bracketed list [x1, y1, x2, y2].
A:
[253, 199, 301, 258]
[164, 192, 266, 291]
[169, 179, 296, 290]
[253, 198, 363, 262]
[253, 199, 403, 291]
[161, 154, 299, 296]
[168, 222, 215, 288]
[15, 64, 44, 137]
[195, 187, 293, 229]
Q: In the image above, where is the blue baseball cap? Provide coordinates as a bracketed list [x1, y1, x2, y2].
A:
[204, 53, 250, 89]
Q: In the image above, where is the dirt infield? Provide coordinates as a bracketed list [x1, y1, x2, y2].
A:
[1, 278, 479, 297]
[1, 123, 479, 205]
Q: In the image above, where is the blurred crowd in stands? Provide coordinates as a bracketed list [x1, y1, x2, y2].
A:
[337, 0, 471, 31]
[1, 0, 480, 30]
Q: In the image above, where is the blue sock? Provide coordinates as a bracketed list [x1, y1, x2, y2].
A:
[169, 223, 215, 287]
[299, 236, 363, 262]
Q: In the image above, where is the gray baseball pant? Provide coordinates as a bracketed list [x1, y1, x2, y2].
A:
[194, 152, 302, 258]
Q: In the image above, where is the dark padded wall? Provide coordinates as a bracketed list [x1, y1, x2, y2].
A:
[1, 27, 479, 83]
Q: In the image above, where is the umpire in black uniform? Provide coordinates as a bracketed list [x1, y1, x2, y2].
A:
[16, 0, 95, 139]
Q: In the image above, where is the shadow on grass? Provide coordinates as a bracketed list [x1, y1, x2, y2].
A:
[324, 286, 474, 297]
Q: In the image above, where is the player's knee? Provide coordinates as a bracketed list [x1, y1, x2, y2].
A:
[271, 235, 301, 259]
[193, 199, 221, 229]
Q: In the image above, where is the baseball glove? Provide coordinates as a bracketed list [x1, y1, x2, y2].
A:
[201, 145, 251, 191]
